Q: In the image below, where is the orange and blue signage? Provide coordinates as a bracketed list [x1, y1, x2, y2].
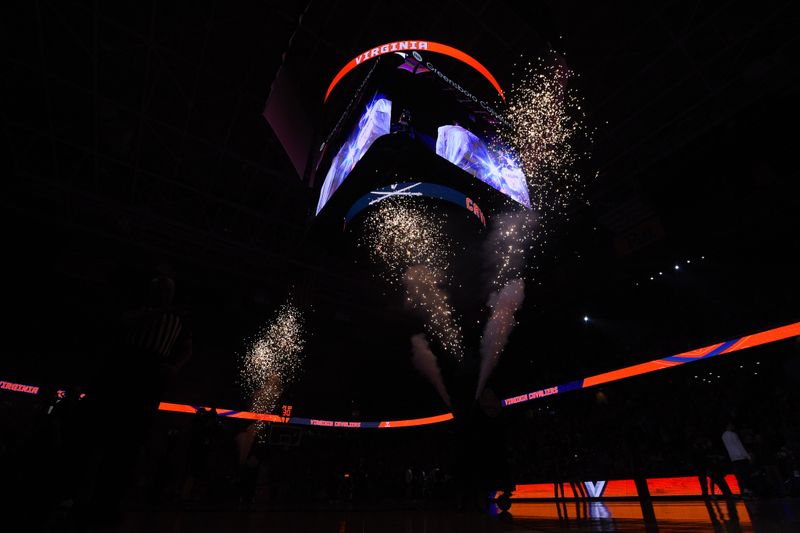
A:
[4, 321, 798, 429]
[344, 182, 487, 227]
[325, 40, 505, 103]
[501, 321, 800, 406]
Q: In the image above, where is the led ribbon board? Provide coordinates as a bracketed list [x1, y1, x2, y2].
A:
[324, 40, 505, 103]
[0, 380, 39, 394]
[344, 182, 486, 227]
[157, 402, 454, 429]
[5, 321, 798, 429]
[502, 321, 800, 407]
[160, 320, 800, 424]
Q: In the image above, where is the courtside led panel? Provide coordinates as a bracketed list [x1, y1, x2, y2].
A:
[495, 475, 740, 499]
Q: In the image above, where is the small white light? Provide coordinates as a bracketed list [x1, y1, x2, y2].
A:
[659, 272, 663, 276]
[674, 265, 680, 270]
[701, 256, 705, 259]
[650, 277, 654, 281]
[686, 260, 691, 264]
[583, 316, 589, 322]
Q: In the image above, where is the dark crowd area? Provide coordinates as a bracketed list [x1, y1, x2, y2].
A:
[3, 336, 799, 523]
[506, 340, 800, 498]
[1, 390, 462, 513]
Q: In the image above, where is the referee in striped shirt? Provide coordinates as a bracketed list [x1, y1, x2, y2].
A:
[76, 268, 191, 518]
[126, 274, 185, 365]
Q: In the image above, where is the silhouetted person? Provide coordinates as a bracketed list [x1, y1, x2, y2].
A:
[722, 423, 754, 497]
[73, 266, 191, 522]
[694, 434, 740, 528]
[150, 427, 180, 505]
[693, 436, 733, 499]
[391, 108, 414, 138]
[236, 423, 260, 507]
[183, 407, 218, 501]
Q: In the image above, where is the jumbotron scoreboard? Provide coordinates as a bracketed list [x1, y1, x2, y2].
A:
[311, 40, 530, 233]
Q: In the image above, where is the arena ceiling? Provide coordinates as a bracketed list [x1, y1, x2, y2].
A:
[3, 0, 797, 417]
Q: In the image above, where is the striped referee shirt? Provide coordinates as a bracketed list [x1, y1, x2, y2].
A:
[126, 310, 183, 358]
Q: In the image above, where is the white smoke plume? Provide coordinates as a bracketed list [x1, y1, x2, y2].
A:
[476, 278, 525, 398]
[410, 334, 451, 408]
[403, 265, 463, 361]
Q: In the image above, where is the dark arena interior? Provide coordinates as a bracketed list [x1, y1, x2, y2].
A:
[2, 1, 800, 531]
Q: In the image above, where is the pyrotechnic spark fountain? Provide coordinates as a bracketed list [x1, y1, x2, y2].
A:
[241, 302, 306, 415]
[472, 59, 592, 397]
[250, 374, 283, 419]
[357, 199, 463, 359]
[498, 58, 592, 241]
[477, 210, 534, 394]
[403, 265, 463, 361]
[357, 198, 452, 283]
[350, 60, 591, 400]
[485, 210, 537, 289]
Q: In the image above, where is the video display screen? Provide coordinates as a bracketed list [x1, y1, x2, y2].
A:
[315, 53, 532, 214]
[316, 95, 392, 214]
[436, 125, 530, 207]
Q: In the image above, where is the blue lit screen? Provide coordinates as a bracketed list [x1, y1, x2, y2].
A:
[436, 125, 530, 208]
[316, 96, 392, 214]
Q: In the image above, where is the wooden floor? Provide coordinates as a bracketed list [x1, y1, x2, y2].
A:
[58, 498, 800, 532]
